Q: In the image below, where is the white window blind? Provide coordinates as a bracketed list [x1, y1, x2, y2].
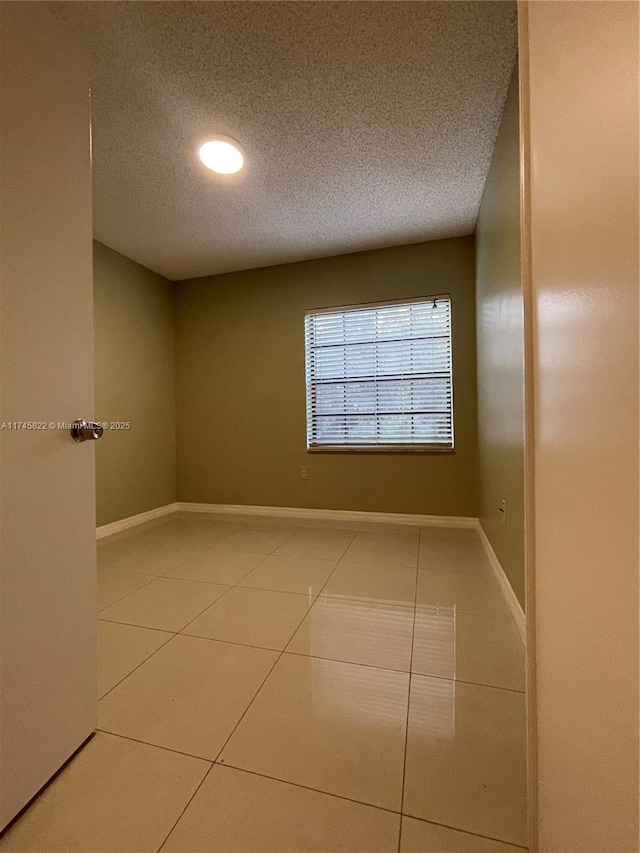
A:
[304, 296, 454, 451]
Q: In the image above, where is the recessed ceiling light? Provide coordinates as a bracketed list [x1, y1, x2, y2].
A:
[198, 136, 245, 175]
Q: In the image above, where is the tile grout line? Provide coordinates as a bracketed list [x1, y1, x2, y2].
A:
[183, 622, 313, 655]
[178, 524, 357, 650]
[97, 574, 157, 614]
[97, 731, 527, 851]
[155, 523, 330, 786]
[313, 587, 513, 620]
[154, 520, 266, 577]
[311, 527, 360, 599]
[100, 523, 334, 655]
[102, 522, 388, 605]
[164, 553, 265, 585]
[174, 523, 310, 636]
[102, 514, 271, 581]
[214, 760, 407, 817]
[214, 591, 337, 764]
[398, 532, 421, 853]
[98, 628, 177, 702]
[97, 524, 238, 704]
[157, 763, 215, 853]
[97, 521, 526, 849]
[210, 532, 354, 772]
[97, 619, 174, 637]
[277, 539, 357, 657]
[399, 811, 528, 850]
[98, 617, 525, 694]
[101, 545, 524, 690]
[213, 761, 529, 851]
[96, 729, 213, 763]
[179, 521, 330, 650]
[100, 517, 299, 635]
[98, 522, 305, 710]
[165, 524, 324, 587]
[98, 516, 523, 695]
[101, 729, 405, 819]
[210, 644, 291, 766]
[97, 517, 243, 610]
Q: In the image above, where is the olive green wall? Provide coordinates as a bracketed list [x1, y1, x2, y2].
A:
[93, 242, 177, 526]
[475, 69, 525, 606]
[174, 237, 478, 516]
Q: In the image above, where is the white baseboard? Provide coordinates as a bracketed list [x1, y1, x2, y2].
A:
[176, 501, 477, 528]
[96, 503, 178, 540]
[475, 521, 526, 644]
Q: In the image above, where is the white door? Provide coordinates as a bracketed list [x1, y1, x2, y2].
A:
[0, 3, 97, 830]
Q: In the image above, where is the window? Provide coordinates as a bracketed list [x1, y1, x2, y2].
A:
[304, 296, 453, 451]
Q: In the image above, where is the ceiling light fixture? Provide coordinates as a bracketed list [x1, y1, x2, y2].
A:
[198, 136, 245, 175]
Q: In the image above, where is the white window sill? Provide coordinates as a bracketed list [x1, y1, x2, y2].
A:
[307, 444, 455, 454]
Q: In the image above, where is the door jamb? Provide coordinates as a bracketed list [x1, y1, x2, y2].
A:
[517, 4, 538, 851]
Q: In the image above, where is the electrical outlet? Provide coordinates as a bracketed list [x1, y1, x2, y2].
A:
[499, 499, 506, 525]
[300, 466, 308, 481]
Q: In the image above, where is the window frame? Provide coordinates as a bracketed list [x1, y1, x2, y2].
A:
[304, 294, 455, 454]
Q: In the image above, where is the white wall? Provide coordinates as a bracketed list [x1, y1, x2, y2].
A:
[520, 2, 639, 850]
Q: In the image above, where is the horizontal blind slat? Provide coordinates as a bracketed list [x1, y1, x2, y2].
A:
[305, 297, 453, 449]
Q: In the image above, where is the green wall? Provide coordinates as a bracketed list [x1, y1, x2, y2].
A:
[174, 238, 478, 517]
[475, 69, 525, 607]
[93, 242, 177, 526]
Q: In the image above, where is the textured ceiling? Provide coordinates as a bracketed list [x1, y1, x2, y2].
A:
[51, 1, 517, 281]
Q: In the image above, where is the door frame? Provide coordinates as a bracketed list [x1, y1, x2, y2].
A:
[517, 4, 538, 851]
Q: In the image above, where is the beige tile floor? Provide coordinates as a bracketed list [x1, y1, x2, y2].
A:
[0, 514, 527, 853]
